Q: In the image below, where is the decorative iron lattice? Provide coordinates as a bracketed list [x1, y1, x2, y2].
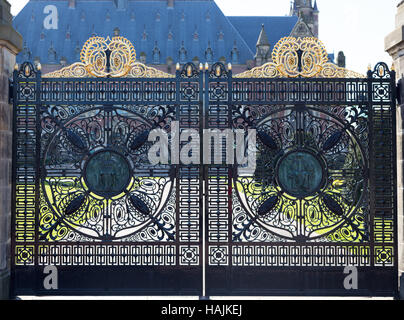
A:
[205, 61, 398, 297]
[11, 36, 398, 297]
[12, 60, 203, 295]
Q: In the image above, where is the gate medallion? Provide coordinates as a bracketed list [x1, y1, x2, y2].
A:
[84, 150, 131, 198]
[276, 150, 325, 199]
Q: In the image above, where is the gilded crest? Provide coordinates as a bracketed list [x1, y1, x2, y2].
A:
[44, 36, 174, 78]
[235, 37, 364, 78]
[80, 36, 136, 77]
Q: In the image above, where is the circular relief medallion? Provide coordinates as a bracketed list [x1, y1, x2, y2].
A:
[84, 151, 131, 198]
[277, 151, 324, 198]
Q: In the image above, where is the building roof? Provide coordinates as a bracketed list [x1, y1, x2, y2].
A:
[13, 0, 301, 66]
[228, 16, 298, 54]
[313, 0, 319, 12]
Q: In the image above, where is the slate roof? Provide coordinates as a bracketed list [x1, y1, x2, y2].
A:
[13, 0, 301, 66]
[228, 16, 298, 54]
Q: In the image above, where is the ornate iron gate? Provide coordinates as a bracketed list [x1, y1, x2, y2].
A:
[11, 36, 398, 297]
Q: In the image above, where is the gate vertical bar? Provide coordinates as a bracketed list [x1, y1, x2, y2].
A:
[175, 66, 180, 269]
[10, 66, 18, 297]
[176, 63, 204, 296]
[227, 65, 233, 282]
[199, 64, 205, 298]
[11, 63, 39, 295]
[203, 64, 209, 297]
[391, 68, 400, 298]
[368, 67, 375, 269]
[205, 63, 232, 296]
[34, 66, 41, 293]
[368, 63, 398, 296]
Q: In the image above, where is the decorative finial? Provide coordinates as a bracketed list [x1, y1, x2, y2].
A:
[313, 0, 319, 12]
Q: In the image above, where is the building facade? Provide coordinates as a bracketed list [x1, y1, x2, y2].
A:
[13, 0, 341, 74]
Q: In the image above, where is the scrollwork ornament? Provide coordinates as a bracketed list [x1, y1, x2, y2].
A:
[39, 105, 176, 242]
[233, 105, 369, 243]
[44, 36, 174, 78]
[235, 37, 365, 78]
[18, 62, 37, 78]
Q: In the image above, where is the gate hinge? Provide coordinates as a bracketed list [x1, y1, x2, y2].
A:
[8, 78, 14, 105]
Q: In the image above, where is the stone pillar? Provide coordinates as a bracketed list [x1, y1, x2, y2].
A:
[0, 0, 22, 300]
[385, 0, 404, 300]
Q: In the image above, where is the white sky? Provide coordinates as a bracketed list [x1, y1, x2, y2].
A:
[8, 0, 398, 73]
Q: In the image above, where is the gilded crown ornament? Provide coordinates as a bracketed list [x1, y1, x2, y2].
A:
[235, 37, 365, 78]
[44, 36, 174, 78]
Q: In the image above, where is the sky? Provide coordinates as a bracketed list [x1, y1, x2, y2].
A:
[8, 0, 398, 73]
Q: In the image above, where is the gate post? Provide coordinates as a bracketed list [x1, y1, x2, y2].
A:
[0, 0, 22, 299]
[385, 1, 404, 299]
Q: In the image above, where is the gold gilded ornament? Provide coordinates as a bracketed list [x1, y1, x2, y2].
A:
[235, 37, 365, 79]
[44, 36, 174, 78]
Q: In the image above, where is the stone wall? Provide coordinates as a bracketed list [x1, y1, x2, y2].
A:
[0, 0, 22, 300]
[385, 0, 404, 299]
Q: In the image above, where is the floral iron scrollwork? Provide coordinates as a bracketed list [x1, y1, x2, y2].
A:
[39, 104, 177, 242]
[232, 104, 369, 243]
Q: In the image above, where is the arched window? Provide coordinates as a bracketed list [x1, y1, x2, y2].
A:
[22, 43, 32, 61]
[179, 42, 187, 64]
[205, 41, 213, 64]
[153, 42, 160, 64]
[140, 52, 147, 64]
[48, 42, 57, 63]
[231, 41, 239, 64]
[192, 56, 199, 67]
[166, 56, 173, 73]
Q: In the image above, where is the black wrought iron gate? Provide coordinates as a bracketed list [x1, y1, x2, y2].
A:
[11, 36, 399, 297]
